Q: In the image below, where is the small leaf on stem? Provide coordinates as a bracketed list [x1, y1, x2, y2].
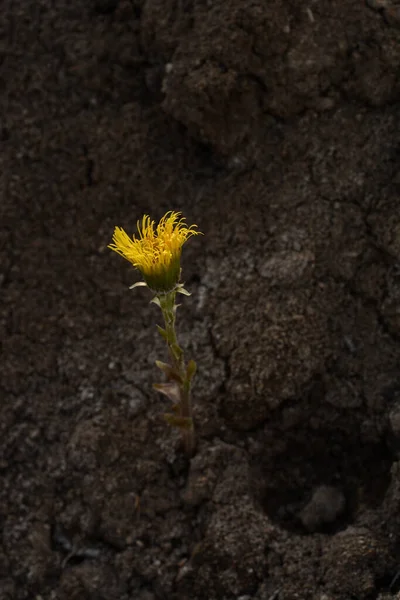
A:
[153, 382, 182, 404]
[171, 342, 183, 360]
[151, 296, 161, 307]
[176, 286, 191, 296]
[155, 360, 183, 383]
[129, 281, 148, 289]
[156, 325, 169, 341]
[186, 359, 197, 380]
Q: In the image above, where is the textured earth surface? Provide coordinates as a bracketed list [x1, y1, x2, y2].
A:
[1, 1, 400, 599]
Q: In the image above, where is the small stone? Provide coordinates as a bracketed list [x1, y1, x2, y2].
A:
[299, 485, 345, 532]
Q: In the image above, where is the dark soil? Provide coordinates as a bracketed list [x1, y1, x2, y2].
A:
[2, 1, 400, 599]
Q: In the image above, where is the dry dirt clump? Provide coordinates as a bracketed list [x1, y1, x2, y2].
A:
[143, 0, 400, 157]
[1, 1, 400, 599]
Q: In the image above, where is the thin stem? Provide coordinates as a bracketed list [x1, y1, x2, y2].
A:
[159, 291, 195, 456]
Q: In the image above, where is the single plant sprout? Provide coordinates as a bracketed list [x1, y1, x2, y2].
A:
[109, 211, 202, 456]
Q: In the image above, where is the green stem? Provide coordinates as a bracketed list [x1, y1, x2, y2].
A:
[159, 291, 195, 456]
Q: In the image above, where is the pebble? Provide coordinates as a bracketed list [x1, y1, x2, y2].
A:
[299, 485, 345, 532]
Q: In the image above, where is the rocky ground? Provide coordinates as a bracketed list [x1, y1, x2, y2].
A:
[1, 1, 400, 599]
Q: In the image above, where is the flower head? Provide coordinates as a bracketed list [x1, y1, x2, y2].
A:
[109, 211, 201, 292]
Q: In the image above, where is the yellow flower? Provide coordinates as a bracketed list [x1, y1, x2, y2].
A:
[109, 211, 201, 292]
